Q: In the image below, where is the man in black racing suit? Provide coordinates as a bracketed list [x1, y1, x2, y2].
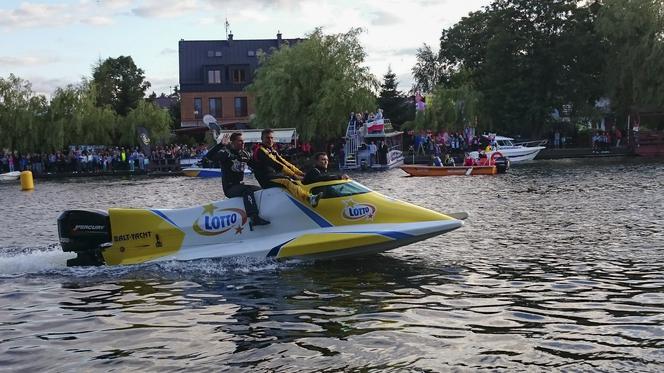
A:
[204, 132, 270, 229]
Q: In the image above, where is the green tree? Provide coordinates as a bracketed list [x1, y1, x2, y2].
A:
[248, 28, 378, 142]
[377, 67, 413, 127]
[48, 81, 116, 148]
[432, 0, 606, 137]
[596, 0, 664, 120]
[92, 56, 151, 116]
[411, 44, 443, 93]
[119, 100, 172, 146]
[0, 74, 47, 152]
[168, 86, 181, 129]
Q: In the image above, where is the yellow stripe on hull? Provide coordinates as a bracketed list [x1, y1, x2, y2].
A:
[103, 209, 185, 265]
[277, 233, 392, 258]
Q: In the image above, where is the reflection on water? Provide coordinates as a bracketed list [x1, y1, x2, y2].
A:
[1, 158, 664, 371]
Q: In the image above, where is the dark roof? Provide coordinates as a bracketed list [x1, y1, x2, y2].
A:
[178, 36, 302, 92]
[152, 93, 177, 109]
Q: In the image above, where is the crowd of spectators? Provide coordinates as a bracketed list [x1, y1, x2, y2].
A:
[0, 143, 210, 175]
[408, 129, 494, 157]
[0, 141, 324, 176]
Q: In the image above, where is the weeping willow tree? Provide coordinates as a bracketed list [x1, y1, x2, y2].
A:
[248, 28, 378, 142]
[0, 74, 48, 152]
[406, 84, 483, 132]
[119, 100, 173, 146]
[596, 0, 664, 120]
[48, 81, 117, 150]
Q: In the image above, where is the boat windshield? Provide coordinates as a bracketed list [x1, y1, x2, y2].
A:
[310, 181, 371, 199]
[497, 139, 514, 147]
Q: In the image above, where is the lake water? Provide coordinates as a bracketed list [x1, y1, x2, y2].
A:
[1, 158, 663, 371]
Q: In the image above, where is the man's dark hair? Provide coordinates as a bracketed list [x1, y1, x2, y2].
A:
[313, 152, 327, 161]
[230, 132, 243, 142]
[261, 128, 274, 139]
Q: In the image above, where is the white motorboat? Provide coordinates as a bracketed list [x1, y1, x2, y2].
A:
[0, 171, 20, 181]
[471, 136, 546, 163]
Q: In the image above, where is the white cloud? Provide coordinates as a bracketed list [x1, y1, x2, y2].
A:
[0, 2, 73, 29]
[0, 55, 60, 67]
[131, 0, 200, 18]
[25, 76, 78, 97]
[81, 16, 114, 26]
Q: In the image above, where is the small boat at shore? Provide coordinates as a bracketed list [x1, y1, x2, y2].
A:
[57, 179, 466, 266]
[0, 171, 21, 181]
[401, 153, 510, 177]
[470, 136, 546, 163]
[401, 165, 499, 176]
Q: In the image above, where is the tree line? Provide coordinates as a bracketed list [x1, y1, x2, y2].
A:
[3, 0, 662, 152]
[0, 56, 174, 153]
[410, 0, 664, 136]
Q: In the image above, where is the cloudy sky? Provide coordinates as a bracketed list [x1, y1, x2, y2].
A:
[1, 0, 490, 97]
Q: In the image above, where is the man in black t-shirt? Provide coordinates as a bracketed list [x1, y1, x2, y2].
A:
[204, 133, 269, 228]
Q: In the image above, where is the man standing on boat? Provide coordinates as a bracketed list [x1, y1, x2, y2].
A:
[204, 132, 270, 229]
[252, 128, 322, 207]
[303, 152, 349, 184]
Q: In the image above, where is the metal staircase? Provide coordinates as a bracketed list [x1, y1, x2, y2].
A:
[343, 120, 361, 170]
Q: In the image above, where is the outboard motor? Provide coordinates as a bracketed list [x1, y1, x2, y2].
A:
[57, 209, 111, 266]
[494, 156, 510, 174]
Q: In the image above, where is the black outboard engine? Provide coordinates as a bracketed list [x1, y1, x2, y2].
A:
[494, 156, 510, 174]
[57, 209, 111, 266]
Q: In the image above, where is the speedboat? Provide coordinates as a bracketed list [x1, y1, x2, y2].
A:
[57, 179, 466, 266]
[470, 136, 546, 163]
[0, 171, 20, 181]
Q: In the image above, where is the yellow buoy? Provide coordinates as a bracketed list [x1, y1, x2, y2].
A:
[20, 171, 34, 191]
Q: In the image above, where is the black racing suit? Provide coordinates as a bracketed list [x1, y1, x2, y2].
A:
[252, 144, 310, 203]
[204, 143, 261, 219]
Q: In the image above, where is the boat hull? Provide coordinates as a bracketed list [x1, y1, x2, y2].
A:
[401, 165, 497, 176]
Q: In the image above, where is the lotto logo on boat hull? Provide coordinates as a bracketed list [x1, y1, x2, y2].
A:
[193, 204, 248, 236]
[342, 199, 376, 221]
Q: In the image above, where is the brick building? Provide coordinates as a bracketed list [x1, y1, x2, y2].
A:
[178, 32, 301, 128]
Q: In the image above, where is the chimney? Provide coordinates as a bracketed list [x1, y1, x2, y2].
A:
[277, 30, 282, 43]
[228, 32, 233, 41]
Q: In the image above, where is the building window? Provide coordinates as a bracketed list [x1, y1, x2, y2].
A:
[247, 50, 255, 56]
[207, 50, 214, 57]
[232, 69, 246, 83]
[215, 51, 222, 57]
[194, 98, 202, 119]
[208, 70, 221, 84]
[234, 97, 248, 117]
[208, 98, 222, 117]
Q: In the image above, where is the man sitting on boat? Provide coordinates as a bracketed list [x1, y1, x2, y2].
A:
[303, 152, 349, 184]
[252, 128, 322, 207]
[204, 132, 270, 228]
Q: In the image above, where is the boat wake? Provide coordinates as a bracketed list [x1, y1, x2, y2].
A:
[0, 244, 297, 280]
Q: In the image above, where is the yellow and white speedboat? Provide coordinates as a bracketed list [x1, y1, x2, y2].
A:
[57, 179, 465, 266]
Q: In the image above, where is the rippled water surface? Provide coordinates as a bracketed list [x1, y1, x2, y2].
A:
[1, 158, 664, 372]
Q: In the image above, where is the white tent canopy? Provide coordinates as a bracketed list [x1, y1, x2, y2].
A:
[217, 128, 297, 144]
